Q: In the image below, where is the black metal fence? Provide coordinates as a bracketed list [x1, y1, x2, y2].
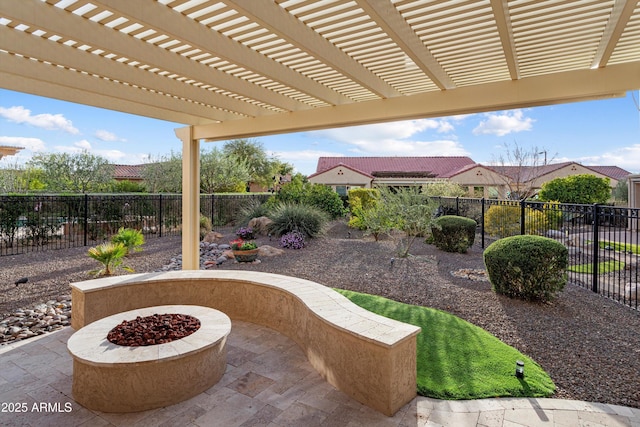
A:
[434, 197, 640, 310]
[0, 193, 269, 256]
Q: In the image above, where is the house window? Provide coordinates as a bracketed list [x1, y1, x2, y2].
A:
[335, 185, 347, 196]
[473, 186, 484, 198]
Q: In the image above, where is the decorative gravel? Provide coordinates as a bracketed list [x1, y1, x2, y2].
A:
[1, 220, 639, 408]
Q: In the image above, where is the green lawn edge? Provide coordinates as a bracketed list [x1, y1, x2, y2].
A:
[334, 288, 555, 400]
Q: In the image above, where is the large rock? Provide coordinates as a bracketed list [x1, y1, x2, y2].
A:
[202, 231, 224, 243]
[248, 216, 273, 235]
[258, 245, 284, 257]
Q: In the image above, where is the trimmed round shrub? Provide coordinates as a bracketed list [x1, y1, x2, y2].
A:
[268, 202, 329, 238]
[431, 215, 476, 253]
[483, 235, 568, 302]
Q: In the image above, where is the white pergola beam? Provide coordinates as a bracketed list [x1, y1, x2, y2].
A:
[230, 0, 400, 99]
[95, 0, 351, 106]
[2, 0, 306, 112]
[355, 0, 456, 90]
[0, 27, 252, 122]
[591, 0, 639, 68]
[490, 0, 520, 80]
[0, 54, 222, 123]
[193, 62, 640, 141]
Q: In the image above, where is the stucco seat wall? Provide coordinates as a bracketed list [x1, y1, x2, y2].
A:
[70, 270, 420, 416]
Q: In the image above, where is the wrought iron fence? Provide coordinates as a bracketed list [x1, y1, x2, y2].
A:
[0, 193, 269, 256]
[433, 197, 640, 310]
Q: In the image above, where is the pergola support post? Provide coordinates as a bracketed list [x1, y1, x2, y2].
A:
[176, 126, 200, 270]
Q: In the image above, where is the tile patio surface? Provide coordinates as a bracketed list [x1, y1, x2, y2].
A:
[1, 323, 638, 427]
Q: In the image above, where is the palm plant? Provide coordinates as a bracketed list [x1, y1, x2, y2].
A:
[111, 227, 145, 255]
[88, 242, 133, 277]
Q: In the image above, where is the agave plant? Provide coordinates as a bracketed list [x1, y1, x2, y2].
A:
[111, 227, 145, 255]
[88, 242, 134, 277]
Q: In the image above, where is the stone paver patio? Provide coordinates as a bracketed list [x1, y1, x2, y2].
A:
[1, 323, 638, 427]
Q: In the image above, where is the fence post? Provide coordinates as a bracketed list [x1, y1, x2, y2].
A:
[592, 204, 599, 293]
[455, 197, 459, 216]
[481, 198, 485, 248]
[520, 200, 526, 236]
[158, 194, 163, 238]
[83, 193, 88, 247]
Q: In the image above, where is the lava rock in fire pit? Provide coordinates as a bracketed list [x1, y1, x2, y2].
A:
[107, 313, 201, 346]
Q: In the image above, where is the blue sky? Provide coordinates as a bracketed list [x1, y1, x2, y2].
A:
[1, 88, 639, 176]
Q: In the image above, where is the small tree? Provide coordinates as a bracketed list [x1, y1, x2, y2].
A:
[538, 174, 610, 204]
[88, 242, 133, 277]
[377, 186, 439, 257]
[27, 151, 114, 193]
[200, 148, 251, 193]
[491, 142, 554, 200]
[421, 181, 468, 197]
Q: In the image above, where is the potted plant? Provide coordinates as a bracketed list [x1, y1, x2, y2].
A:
[230, 238, 259, 262]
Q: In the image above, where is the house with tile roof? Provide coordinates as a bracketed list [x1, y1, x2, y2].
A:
[308, 157, 630, 200]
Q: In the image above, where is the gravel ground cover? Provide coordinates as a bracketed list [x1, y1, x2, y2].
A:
[1, 220, 639, 408]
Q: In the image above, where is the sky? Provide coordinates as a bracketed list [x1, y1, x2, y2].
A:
[1, 88, 639, 176]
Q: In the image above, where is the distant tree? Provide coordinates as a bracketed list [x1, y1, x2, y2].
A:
[538, 174, 611, 204]
[223, 138, 283, 188]
[27, 151, 113, 193]
[200, 147, 251, 193]
[612, 180, 628, 204]
[421, 181, 468, 197]
[491, 142, 554, 200]
[112, 180, 146, 193]
[141, 151, 182, 193]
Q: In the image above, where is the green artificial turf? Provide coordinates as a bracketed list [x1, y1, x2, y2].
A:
[568, 260, 625, 274]
[335, 289, 555, 400]
[599, 241, 640, 254]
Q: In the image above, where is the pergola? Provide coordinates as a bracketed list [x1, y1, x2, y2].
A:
[1, 0, 639, 268]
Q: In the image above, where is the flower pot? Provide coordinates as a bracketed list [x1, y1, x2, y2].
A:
[232, 248, 259, 263]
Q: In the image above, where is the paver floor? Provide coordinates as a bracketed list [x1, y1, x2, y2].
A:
[1, 323, 638, 426]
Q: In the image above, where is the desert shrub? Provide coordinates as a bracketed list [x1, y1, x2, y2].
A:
[199, 214, 212, 239]
[484, 203, 550, 238]
[111, 227, 145, 255]
[268, 202, 329, 238]
[88, 242, 133, 277]
[483, 235, 568, 302]
[304, 184, 346, 219]
[431, 215, 476, 253]
[235, 198, 272, 226]
[280, 230, 305, 249]
[347, 188, 379, 229]
[235, 226, 254, 239]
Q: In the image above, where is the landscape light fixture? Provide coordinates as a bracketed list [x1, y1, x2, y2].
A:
[516, 360, 524, 378]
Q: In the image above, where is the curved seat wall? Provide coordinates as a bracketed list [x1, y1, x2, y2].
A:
[70, 270, 420, 416]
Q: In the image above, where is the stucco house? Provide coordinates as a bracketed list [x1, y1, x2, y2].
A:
[307, 156, 478, 195]
[308, 157, 630, 199]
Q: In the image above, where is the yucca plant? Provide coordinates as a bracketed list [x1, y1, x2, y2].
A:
[88, 242, 133, 277]
[268, 202, 329, 238]
[111, 227, 145, 255]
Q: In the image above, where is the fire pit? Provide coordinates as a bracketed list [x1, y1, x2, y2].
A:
[67, 305, 230, 413]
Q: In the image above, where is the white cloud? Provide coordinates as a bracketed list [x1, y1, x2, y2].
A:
[576, 144, 640, 174]
[0, 135, 46, 152]
[0, 106, 79, 134]
[95, 129, 125, 142]
[53, 140, 135, 163]
[473, 110, 534, 136]
[313, 118, 455, 143]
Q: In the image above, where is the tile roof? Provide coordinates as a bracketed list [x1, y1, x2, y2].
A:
[113, 164, 145, 180]
[493, 162, 631, 182]
[314, 157, 476, 178]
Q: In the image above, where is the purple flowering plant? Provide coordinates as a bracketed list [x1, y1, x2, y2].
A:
[235, 226, 254, 239]
[280, 231, 305, 249]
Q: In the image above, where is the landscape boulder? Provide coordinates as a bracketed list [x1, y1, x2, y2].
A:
[248, 216, 273, 235]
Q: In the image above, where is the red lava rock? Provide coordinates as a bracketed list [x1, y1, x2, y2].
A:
[107, 313, 201, 346]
